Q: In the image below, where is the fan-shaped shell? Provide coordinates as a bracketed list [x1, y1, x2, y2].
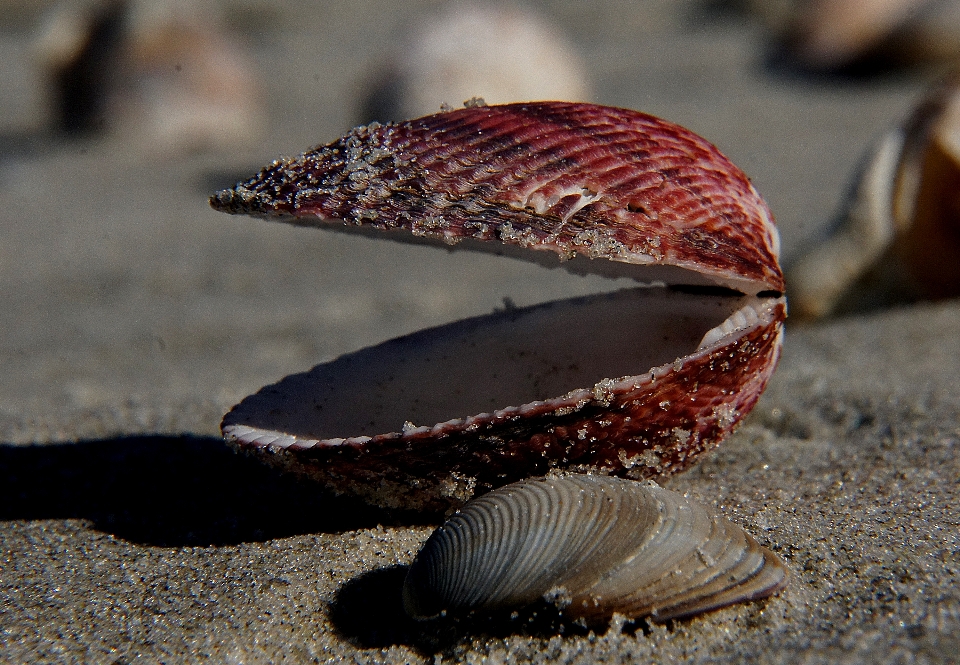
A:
[211, 102, 786, 511]
[403, 474, 787, 623]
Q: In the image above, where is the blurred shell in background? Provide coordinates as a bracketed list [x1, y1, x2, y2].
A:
[787, 72, 960, 318]
[747, 0, 960, 72]
[359, 1, 591, 123]
[31, 0, 264, 153]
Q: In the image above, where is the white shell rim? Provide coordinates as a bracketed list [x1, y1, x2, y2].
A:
[222, 295, 785, 452]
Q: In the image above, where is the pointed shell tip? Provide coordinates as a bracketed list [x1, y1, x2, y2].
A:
[209, 185, 261, 215]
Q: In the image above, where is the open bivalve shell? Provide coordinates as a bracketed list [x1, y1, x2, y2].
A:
[211, 101, 786, 511]
[403, 474, 788, 623]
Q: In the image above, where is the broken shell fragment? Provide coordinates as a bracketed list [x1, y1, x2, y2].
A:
[403, 474, 788, 623]
[211, 102, 786, 511]
[788, 73, 960, 318]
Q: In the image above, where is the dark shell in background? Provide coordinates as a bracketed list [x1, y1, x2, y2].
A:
[211, 102, 785, 511]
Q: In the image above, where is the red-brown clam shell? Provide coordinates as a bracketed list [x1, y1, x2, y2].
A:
[211, 101, 785, 511]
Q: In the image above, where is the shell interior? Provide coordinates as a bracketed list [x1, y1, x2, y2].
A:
[223, 287, 775, 446]
[402, 474, 787, 623]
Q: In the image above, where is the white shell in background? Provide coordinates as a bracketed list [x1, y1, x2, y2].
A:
[360, 1, 590, 122]
[403, 474, 787, 624]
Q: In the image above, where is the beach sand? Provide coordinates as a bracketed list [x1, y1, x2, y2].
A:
[1, 1, 958, 662]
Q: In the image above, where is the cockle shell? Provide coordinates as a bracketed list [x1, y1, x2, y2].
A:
[788, 73, 960, 319]
[211, 101, 786, 511]
[403, 474, 788, 623]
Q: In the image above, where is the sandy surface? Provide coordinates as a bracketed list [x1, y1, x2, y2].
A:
[1, 1, 958, 663]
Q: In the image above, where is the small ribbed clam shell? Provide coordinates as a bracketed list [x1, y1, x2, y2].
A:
[403, 474, 787, 624]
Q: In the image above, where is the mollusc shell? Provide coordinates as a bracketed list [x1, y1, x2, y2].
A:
[403, 474, 788, 623]
[211, 102, 785, 511]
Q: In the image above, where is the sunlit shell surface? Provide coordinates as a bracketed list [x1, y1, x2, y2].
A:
[403, 474, 788, 623]
[211, 102, 786, 511]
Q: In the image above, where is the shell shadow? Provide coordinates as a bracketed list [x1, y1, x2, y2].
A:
[0, 434, 429, 546]
[329, 566, 427, 650]
[330, 565, 652, 652]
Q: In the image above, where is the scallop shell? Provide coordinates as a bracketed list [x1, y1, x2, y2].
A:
[403, 474, 788, 624]
[788, 73, 960, 318]
[211, 101, 786, 511]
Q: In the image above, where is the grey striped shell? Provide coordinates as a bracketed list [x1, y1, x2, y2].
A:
[402, 474, 787, 624]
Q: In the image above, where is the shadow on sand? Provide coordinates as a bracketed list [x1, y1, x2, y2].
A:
[0, 434, 430, 547]
[328, 565, 649, 653]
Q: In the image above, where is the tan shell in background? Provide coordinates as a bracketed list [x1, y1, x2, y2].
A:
[788, 73, 960, 318]
[31, 0, 263, 150]
[747, 0, 960, 71]
[403, 474, 788, 624]
[211, 102, 785, 511]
